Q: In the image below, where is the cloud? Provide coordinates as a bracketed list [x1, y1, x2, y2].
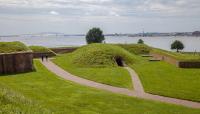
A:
[109, 11, 120, 17]
[49, 11, 59, 15]
[0, 0, 200, 18]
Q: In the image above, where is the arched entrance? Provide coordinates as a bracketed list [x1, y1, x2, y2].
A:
[115, 57, 124, 67]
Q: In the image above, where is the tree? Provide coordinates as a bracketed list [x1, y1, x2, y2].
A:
[171, 40, 184, 52]
[137, 39, 144, 44]
[86, 28, 105, 44]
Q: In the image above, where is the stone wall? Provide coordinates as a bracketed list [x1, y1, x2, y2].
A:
[150, 52, 179, 67]
[33, 52, 56, 58]
[0, 52, 34, 74]
[150, 52, 200, 68]
[50, 47, 78, 54]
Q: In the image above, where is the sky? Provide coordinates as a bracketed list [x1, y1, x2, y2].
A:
[0, 0, 200, 35]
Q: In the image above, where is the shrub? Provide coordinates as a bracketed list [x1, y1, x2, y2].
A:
[137, 39, 144, 44]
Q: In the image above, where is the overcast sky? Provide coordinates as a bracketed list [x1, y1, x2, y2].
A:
[0, 0, 200, 35]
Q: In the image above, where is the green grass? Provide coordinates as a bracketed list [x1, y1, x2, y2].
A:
[29, 46, 54, 53]
[183, 52, 200, 55]
[130, 55, 200, 102]
[118, 44, 152, 55]
[52, 43, 136, 89]
[1, 60, 200, 114]
[53, 53, 133, 89]
[70, 43, 136, 67]
[0, 84, 51, 114]
[152, 48, 200, 61]
[0, 41, 30, 53]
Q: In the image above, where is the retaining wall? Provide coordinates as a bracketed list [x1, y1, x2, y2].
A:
[178, 61, 200, 68]
[150, 52, 179, 67]
[0, 52, 34, 74]
[150, 52, 200, 68]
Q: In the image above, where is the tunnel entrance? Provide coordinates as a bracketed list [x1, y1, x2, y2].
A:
[115, 57, 124, 67]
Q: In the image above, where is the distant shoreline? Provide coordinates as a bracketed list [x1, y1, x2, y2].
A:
[1, 31, 200, 37]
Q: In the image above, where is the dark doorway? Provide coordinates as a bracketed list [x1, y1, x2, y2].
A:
[115, 57, 124, 67]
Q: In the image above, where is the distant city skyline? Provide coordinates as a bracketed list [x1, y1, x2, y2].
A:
[0, 0, 200, 35]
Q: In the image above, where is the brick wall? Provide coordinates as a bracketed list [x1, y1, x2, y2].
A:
[0, 52, 34, 74]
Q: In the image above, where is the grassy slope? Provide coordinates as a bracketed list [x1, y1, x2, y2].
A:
[118, 44, 152, 55]
[131, 56, 200, 102]
[0, 61, 200, 114]
[0, 84, 50, 114]
[29, 46, 53, 53]
[152, 48, 200, 61]
[0, 41, 30, 53]
[53, 53, 133, 89]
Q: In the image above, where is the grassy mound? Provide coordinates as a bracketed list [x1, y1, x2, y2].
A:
[118, 44, 152, 55]
[0, 41, 30, 53]
[29, 46, 54, 53]
[71, 44, 136, 67]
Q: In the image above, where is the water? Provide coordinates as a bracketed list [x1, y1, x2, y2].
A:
[0, 35, 200, 52]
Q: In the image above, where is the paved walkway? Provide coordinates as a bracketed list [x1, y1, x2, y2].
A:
[41, 60, 200, 109]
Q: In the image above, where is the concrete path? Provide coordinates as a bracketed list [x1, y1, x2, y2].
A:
[41, 60, 200, 109]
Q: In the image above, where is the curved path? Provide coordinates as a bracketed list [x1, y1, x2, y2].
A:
[40, 60, 200, 109]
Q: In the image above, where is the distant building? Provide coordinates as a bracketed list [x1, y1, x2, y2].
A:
[175, 33, 185, 36]
[192, 31, 200, 37]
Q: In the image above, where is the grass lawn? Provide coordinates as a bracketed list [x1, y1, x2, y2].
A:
[0, 84, 51, 114]
[53, 53, 133, 89]
[1, 60, 200, 114]
[130, 55, 200, 102]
